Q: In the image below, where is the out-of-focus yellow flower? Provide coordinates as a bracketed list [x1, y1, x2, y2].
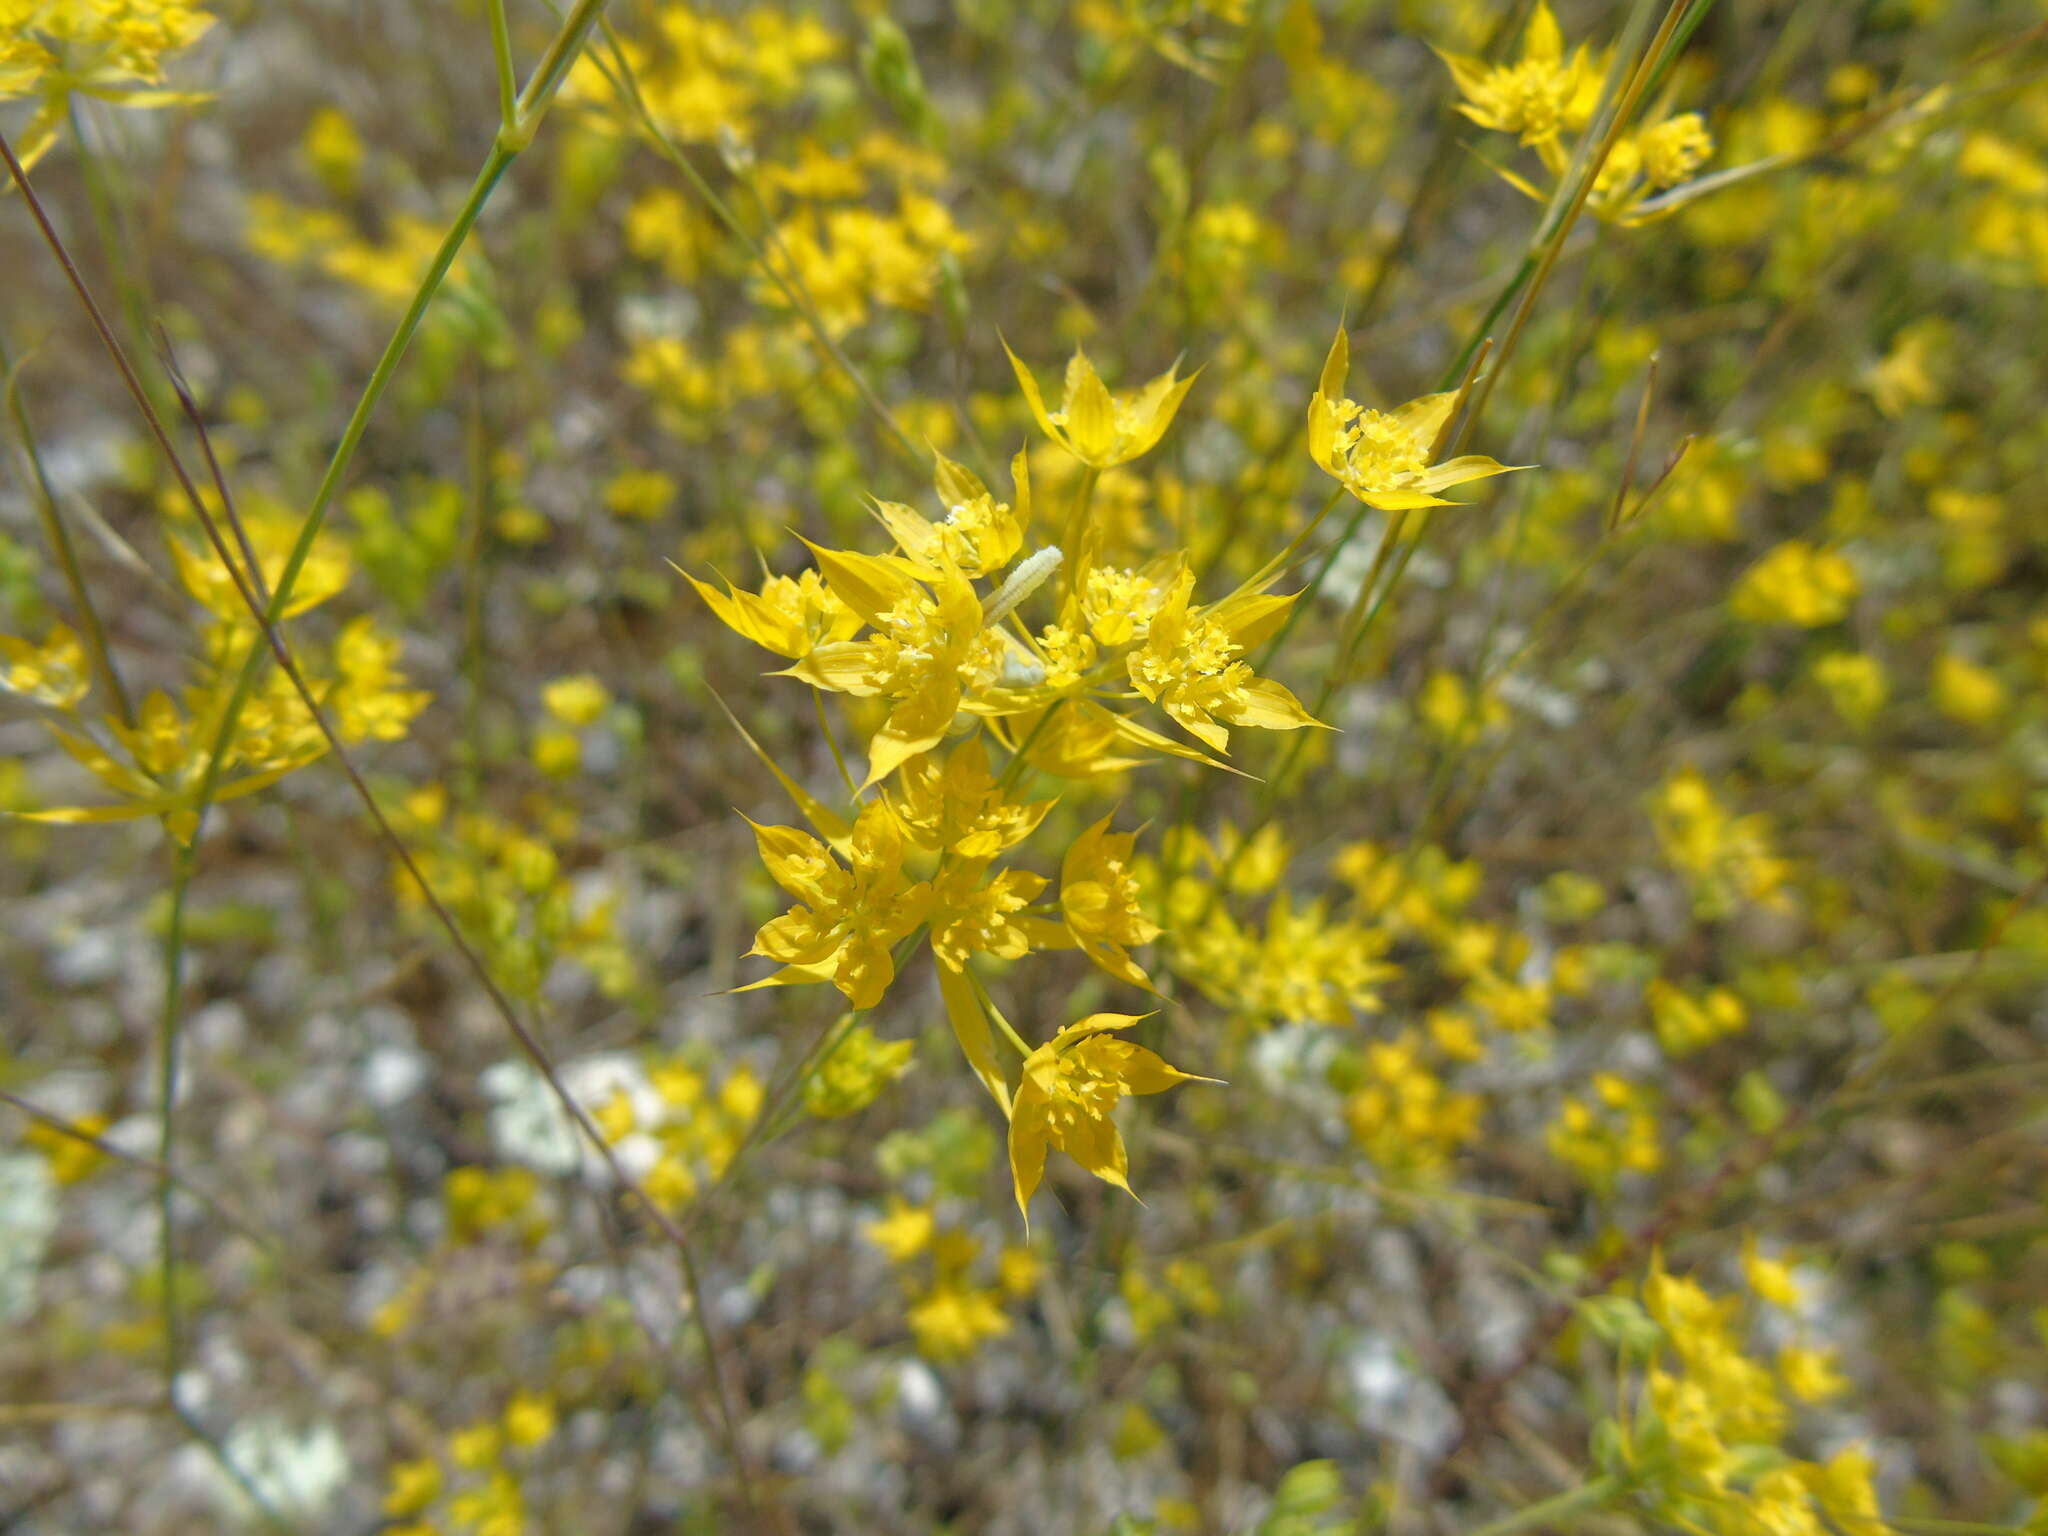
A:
[541, 674, 611, 728]
[804, 1021, 915, 1118]
[1812, 651, 1887, 728]
[1932, 651, 2005, 728]
[1438, 4, 1600, 161]
[907, 1279, 1009, 1361]
[1731, 540, 1858, 627]
[863, 1195, 935, 1263]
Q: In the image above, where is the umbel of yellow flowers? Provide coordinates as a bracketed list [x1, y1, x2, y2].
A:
[1307, 325, 1521, 510]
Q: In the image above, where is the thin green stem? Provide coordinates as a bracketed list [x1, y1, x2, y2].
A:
[969, 968, 1034, 1057]
[815, 687, 856, 797]
[489, 0, 519, 129]
[1059, 467, 1100, 597]
[1464, 1475, 1624, 1536]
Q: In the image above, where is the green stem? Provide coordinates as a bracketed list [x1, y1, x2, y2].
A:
[488, 0, 519, 129]
[969, 969, 1034, 1058]
[189, 140, 516, 842]
[1060, 467, 1100, 597]
[1465, 1475, 1624, 1536]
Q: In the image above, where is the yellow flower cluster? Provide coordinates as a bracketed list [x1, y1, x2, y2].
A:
[695, 346, 1349, 1215]
[862, 1196, 1040, 1362]
[389, 787, 635, 1002]
[0, 0, 213, 167]
[1548, 1072, 1662, 1195]
[1443, 4, 1719, 226]
[594, 1055, 765, 1211]
[1343, 1031, 1482, 1180]
[382, 1391, 557, 1536]
[1592, 1256, 1878, 1536]
[2, 516, 427, 845]
[1650, 766, 1794, 920]
[1730, 540, 1859, 628]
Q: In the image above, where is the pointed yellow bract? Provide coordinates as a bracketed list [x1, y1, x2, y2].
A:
[1307, 325, 1522, 511]
[678, 564, 859, 658]
[1008, 1013, 1213, 1217]
[1005, 342, 1199, 470]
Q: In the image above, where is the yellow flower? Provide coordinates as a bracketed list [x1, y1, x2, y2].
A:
[1, 623, 90, 709]
[1731, 540, 1858, 627]
[1639, 112, 1715, 189]
[927, 860, 1048, 971]
[997, 1243, 1043, 1297]
[1307, 326, 1518, 511]
[1005, 343, 1198, 470]
[501, 1391, 556, 1448]
[907, 1279, 1010, 1361]
[745, 801, 931, 1008]
[884, 736, 1050, 859]
[1008, 1013, 1211, 1216]
[1779, 1343, 1848, 1403]
[873, 450, 1027, 579]
[1812, 651, 1887, 728]
[680, 564, 861, 659]
[0, 0, 216, 169]
[381, 1456, 442, 1518]
[1743, 1233, 1802, 1308]
[1128, 568, 1322, 753]
[1932, 651, 2005, 728]
[787, 546, 1007, 786]
[1799, 1447, 1886, 1536]
[1647, 979, 1747, 1058]
[603, 467, 676, 521]
[24, 1113, 110, 1184]
[1438, 4, 1600, 157]
[448, 1421, 502, 1470]
[541, 674, 611, 727]
[804, 1021, 915, 1118]
[1060, 816, 1162, 989]
[863, 1195, 935, 1263]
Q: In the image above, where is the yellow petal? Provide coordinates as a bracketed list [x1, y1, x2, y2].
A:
[1318, 322, 1350, 404]
[799, 538, 922, 626]
[1003, 338, 1066, 449]
[1062, 352, 1118, 465]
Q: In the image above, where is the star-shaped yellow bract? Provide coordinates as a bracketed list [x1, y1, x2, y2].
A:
[1438, 3, 1601, 159]
[744, 800, 931, 1007]
[1007, 1013, 1213, 1218]
[1306, 324, 1522, 511]
[1126, 568, 1323, 753]
[1005, 342, 1199, 470]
